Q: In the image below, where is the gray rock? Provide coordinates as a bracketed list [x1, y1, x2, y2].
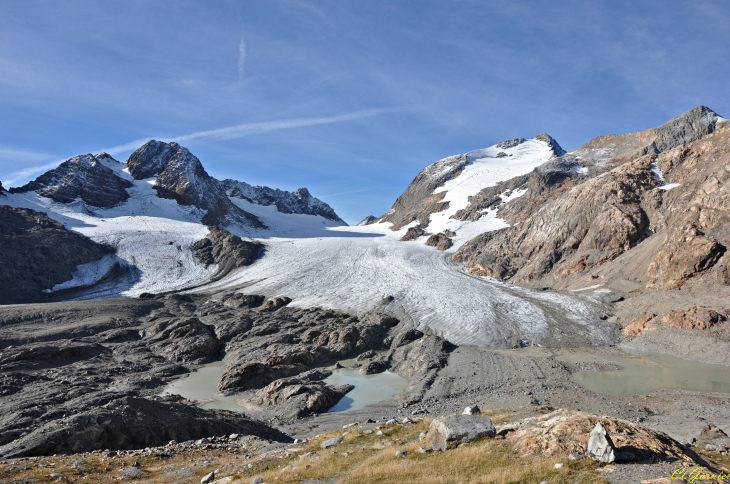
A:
[586, 423, 616, 463]
[201, 471, 215, 484]
[357, 215, 376, 226]
[251, 478, 263, 484]
[222, 179, 346, 224]
[300, 452, 316, 459]
[321, 437, 343, 449]
[427, 415, 496, 451]
[120, 467, 146, 480]
[192, 227, 263, 279]
[395, 450, 408, 458]
[568, 453, 584, 460]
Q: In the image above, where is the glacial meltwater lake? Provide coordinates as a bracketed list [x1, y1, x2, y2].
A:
[162, 360, 408, 413]
[560, 352, 730, 396]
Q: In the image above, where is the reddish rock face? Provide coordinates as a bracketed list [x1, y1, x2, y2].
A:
[623, 306, 727, 337]
[454, 116, 730, 290]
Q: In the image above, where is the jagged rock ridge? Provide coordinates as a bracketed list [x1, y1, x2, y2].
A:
[221, 179, 345, 224]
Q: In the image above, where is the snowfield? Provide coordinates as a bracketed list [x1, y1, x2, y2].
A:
[3, 172, 217, 297]
[420, 138, 556, 250]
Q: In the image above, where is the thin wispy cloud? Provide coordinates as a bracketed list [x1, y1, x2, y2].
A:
[174, 107, 405, 142]
[0, 146, 54, 163]
[238, 37, 246, 82]
[317, 188, 371, 198]
[1, 107, 404, 186]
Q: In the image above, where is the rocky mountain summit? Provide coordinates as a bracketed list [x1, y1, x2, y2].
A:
[127, 140, 265, 227]
[10, 153, 133, 208]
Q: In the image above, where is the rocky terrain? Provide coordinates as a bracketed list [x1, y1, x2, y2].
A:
[452, 107, 729, 287]
[2, 107, 730, 484]
[0, 206, 114, 304]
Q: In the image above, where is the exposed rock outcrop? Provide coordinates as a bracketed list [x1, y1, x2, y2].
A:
[10, 153, 133, 208]
[252, 376, 353, 417]
[623, 306, 727, 337]
[193, 227, 263, 278]
[378, 154, 468, 231]
[218, 363, 307, 393]
[0, 206, 114, 304]
[357, 215, 376, 226]
[425, 233, 453, 251]
[0, 394, 285, 458]
[143, 316, 221, 363]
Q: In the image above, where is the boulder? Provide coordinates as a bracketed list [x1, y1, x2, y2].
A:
[321, 437, 343, 449]
[426, 415, 496, 451]
[587, 423, 616, 463]
[425, 233, 453, 251]
[258, 297, 293, 312]
[500, 409, 710, 467]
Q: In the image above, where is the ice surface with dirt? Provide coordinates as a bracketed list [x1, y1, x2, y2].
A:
[201, 220, 613, 347]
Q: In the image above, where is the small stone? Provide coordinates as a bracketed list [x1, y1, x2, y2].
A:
[568, 453, 584, 460]
[419, 432, 427, 441]
[554, 463, 563, 469]
[705, 444, 719, 451]
[386, 419, 398, 425]
[416, 446, 431, 454]
[251, 478, 263, 484]
[395, 450, 409, 458]
[321, 437, 343, 449]
[400, 417, 412, 424]
[201, 471, 215, 484]
[376, 430, 383, 436]
[229, 434, 239, 440]
[49, 473, 67, 481]
[463, 406, 480, 415]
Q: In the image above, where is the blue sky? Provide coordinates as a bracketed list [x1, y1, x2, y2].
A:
[1, 1, 728, 224]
